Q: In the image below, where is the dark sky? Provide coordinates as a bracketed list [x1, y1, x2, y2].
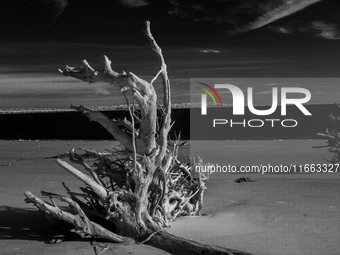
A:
[1, 0, 340, 109]
[1, 0, 340, 46]
[1, 0, 339, 77]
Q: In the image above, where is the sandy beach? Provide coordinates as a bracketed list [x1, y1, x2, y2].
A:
[0, 139, 339, 255]
[1, 1, 340, 254]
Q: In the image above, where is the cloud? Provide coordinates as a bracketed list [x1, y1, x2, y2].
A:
[166, 0, 322, 34]
[119, 0, 149, 8]
[2, 0, 336, 41]
[311, 21, 340, 39]
[269, 19, 340, 40]
[267, 1, 340, 40]
[95, 88, 110, 95]
[115, 0, 340, 40]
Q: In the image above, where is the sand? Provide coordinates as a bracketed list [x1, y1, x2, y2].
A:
[0, 139, 339, 255]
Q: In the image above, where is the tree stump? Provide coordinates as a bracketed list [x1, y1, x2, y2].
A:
[24, 21, 253, 255]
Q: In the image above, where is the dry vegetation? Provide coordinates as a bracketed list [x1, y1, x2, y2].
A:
[317, 104, 340, 163]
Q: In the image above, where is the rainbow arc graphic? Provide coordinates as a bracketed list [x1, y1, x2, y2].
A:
[196, 82, 223, 115]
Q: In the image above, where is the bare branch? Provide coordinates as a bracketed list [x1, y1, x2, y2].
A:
[55, 159, 108, 203]
[145, 21, 172, 166]
[71, 105, 134, 151]
[24, 191, 125, 243]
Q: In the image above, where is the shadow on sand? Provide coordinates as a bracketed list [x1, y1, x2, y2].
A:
[0, 206, 74, 243]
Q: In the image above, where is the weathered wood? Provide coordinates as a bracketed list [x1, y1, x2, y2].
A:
[24, 21, 253, 255]
[145, 21, 172, 168]
[24, 191, 125, 243]
[60, 56, 157, 155]
[147, 231, 253, 255]
[55, 159, 108, 203]
[70, 105, 134, 152]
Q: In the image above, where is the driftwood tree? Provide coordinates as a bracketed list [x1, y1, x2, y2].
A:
[24, 22, 252, 255]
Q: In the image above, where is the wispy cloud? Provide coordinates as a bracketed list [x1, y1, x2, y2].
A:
[3, 0, 334, 40]
[311, 21, 340, 40]
[119, 0, 149, 8]
[267, 1, 340, 40]
[166, 0, 322, 34]
[95, 88, 110, 95]
[114, 0, 340, 41]
[269, 19, 340, 40]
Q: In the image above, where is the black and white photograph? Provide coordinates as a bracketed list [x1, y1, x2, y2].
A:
[0, 1, 339, 254]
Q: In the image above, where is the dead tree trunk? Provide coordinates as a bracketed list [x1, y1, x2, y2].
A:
[24, 21, 253, 255]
